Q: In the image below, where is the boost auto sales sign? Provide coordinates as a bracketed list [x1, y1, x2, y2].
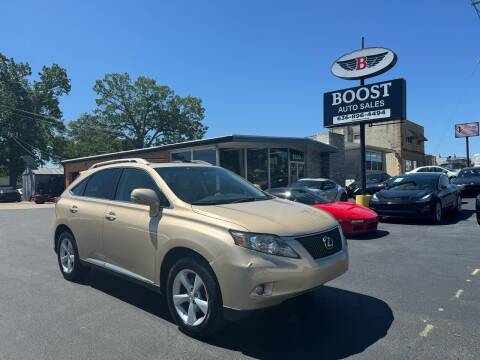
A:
[323, 78, 406, 128]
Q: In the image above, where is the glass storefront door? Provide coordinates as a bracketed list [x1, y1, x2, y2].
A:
[290, 162, 305, 185]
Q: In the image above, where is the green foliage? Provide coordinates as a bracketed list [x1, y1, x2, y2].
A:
[0, 53, 70, 185]
[73, 73, 208, 149]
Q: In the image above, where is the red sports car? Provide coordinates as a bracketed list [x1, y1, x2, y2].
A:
[269, 187, 379, 236]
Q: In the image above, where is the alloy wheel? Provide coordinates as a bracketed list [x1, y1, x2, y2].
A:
[59, 237, 75, 274]
[172, 269, 209, 326]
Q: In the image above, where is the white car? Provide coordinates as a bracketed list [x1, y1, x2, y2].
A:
[292, 178, 348, 201]
[407, 166, 458, 179]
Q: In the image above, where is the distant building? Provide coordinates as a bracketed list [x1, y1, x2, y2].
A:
[435, 155, 470, 170]
[22, 168, 65, 201]
[314, 120, 427, 181]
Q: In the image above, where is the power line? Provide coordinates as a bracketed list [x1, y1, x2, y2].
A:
[10, 136, 39, 160]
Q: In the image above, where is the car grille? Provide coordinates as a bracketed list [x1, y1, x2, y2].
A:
[295, 227, 343, 260]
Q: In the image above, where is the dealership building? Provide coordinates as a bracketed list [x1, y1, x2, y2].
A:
[62, 135, 337, 189]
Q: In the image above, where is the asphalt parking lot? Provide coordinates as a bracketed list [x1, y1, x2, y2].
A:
[0, 200, 479, 360]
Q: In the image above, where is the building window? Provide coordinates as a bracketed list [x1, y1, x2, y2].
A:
[171, 151, 191, 162]
[366, 151, 383, 171]
[192, 149, 216, 165]
[354, 134, 360, 141]
[405, 160, 417, 172]
[219, 148, 245, 177]
[269, 148, 288, 188]
[247, 148, 268, 190]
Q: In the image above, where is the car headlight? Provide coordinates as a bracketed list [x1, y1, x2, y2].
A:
[417, 194, 432, 203]
[371, 193, 379, 201]
[229, 230, 300, 258]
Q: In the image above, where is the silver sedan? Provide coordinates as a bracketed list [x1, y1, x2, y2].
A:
[292, 178, 348, 201]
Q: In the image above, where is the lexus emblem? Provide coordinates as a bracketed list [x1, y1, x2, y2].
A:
[322, 236, 334, 250]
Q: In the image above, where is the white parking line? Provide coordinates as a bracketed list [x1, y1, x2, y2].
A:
[420, 324, 434, 337]
[454, 289, 464, 299]
[472, 269, 480, 276]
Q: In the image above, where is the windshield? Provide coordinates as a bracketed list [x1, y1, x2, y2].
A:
[458, 168, 480, 178]
[290, 189, 330, 205]
[387, 176, 437, 191]
[155, 166, 272, 205]
[293, 180, 324, 190]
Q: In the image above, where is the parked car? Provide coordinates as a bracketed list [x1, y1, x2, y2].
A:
[406, 166, 458, 180]
[0, 187, 21, 202]
[269, 187, 378, 236]
[31, 193, 56, 204]
[54, 159, 348, 338]
[476, 195, 480, 225]
[292, 178, 347, 201]
[346, 172, 391, 198]
[370, 173, 461, 223]
[451, 167, 480, 197]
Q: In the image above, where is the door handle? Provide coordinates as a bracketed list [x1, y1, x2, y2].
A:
[105, 211, 116, 221]
[70, 205, 78, 213]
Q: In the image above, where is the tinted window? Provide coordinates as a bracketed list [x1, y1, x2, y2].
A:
[291, 189, 329, 205]
[156, 166, 271, 205]
[387, 175, 438, 191]
[70, 179, 88, 196]
[458, 168, 480, 177]
[84, 169, 122, 200]
[115, 168, 169, 206]
[323, 181, 336, 190]
[294, 180, 323, 190]
[439, 175, 449, 188]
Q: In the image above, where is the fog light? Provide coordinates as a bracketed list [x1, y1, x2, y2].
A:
[254, 285, 264, 295]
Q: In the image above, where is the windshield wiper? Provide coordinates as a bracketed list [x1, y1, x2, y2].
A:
[226, 196, 270, 204]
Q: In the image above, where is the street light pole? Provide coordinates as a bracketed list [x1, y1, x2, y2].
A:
[466, 136, 470, 166]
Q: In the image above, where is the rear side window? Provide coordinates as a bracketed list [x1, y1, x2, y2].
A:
[115, 168, 169, 207]
[84, 168, 122, 200]
[70, 179, 88, 196]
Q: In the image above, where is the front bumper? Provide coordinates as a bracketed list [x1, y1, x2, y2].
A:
[340, 217, 378, 235]
[212, 231, 349, 312]
[370, 201, 433, 217]
[458, 185, 480, 198]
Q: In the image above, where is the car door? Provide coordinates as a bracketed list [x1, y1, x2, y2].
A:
[102, 167, 170, 284]
[67, 168, 122, 262]
[437, 175, 453, 209]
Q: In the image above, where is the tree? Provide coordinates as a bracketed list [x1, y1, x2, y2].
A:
[69, 73, 207, 149]
[0, 53, 70, 185]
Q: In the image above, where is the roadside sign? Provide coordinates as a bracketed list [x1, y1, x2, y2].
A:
[331, 47, 397, 80]
[455, 122, 479, 138]
[323, 78, 406, 128]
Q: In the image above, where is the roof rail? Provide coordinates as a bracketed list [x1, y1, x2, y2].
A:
[89, 158, 150, 169]
[171, 159, 213, 166]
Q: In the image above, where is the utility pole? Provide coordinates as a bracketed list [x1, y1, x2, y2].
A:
[466, 136, 470, 166]
[359, 36, 367, 195]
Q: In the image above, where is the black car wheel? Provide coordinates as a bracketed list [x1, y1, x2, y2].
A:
[166, 256, 224, 338]
[455, 196, 462, 214]
[431, 202, 442, 224]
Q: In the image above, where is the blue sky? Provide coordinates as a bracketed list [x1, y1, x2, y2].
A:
[2, 0, 480, 157]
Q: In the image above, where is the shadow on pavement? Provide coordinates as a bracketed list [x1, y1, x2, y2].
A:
[84, 271, 393, 360]
[380, 209, 475, 226]
[207, 286, 394, 359]
[347, 229, 390, 240]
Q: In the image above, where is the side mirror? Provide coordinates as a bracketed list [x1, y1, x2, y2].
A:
[131, 188, 160, 217]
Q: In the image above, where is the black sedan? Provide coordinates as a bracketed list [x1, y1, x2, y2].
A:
[452, 167, 480, 198]
[369, 173, 461, 223]
[347, 172, 391, 198]
[0, 188, 21, 202]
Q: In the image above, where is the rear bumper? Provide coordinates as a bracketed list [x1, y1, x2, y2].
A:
[459, 185, 480, 198]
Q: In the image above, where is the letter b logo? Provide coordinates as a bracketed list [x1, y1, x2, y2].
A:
[356, 56, 367, 70]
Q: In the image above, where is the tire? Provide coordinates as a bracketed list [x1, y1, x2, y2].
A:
[57, 231, 89, 281]
[431, 202, 443, 224]
[166, 257, 224, 338]
[454, 196, 462, 214]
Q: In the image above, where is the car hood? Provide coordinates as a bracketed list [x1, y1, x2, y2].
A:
[454, 177, 480, 185]
[314, 202, 378, 220]
[192, 198, 337, 236]
[377, 189, 432, 200]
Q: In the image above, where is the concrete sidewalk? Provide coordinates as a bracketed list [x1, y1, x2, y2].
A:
[0, 201, 55, 210]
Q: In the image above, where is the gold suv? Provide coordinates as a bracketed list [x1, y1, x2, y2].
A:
[54, 158, 348, 337]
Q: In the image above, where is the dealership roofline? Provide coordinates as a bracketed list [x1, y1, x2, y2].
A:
[61, 134, 337, 164]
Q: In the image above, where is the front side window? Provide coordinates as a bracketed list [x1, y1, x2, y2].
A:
[156, 166, 271, 205]
[70, 179, 88, 196]
[115, 168, 169, 206]
[439, 175, 449, 188]
[84, 168, 122, 200]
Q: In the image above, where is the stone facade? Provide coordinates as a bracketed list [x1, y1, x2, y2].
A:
[311, 132, 346, 185]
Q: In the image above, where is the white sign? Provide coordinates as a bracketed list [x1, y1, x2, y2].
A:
[455, 122, 479, 138]
[331, 47, 397, 80]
